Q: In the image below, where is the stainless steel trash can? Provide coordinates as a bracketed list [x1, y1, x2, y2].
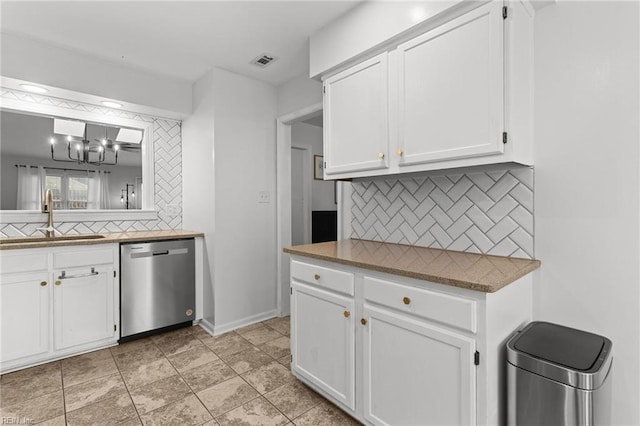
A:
[507, 321, 613, 426]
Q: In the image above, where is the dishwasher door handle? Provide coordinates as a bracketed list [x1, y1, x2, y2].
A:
[129, 247, 189, 259]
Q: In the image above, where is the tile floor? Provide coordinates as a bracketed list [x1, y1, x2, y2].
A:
[0, 317, 361, 425]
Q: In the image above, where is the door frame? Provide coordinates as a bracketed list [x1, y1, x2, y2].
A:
[276, 102, 327, 316]
[290, 144, 313, 245]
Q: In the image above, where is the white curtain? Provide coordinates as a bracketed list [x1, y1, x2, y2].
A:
[16, 166, 45, 210]
[87, 170, 110, 209]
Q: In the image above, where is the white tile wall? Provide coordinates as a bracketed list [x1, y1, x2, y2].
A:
[350, 167, 534, 258]
[0, 88, 182, 237]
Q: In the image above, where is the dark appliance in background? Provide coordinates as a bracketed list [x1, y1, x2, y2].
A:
[312, 210, 337, 243]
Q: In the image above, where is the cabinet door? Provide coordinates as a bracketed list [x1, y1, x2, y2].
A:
[0, 272, 50, 364]
[53, 267, 115, 351]
[291, 282, 355, 410]
[324, 53, 389, 176]
[396, 1, 504, 166]
[362, 304, 476, 426]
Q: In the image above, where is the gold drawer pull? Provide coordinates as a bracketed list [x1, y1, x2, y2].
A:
[314, 274, 320, 281]
[403, 297, 411, 305]
[344, 311, 350, 318]
[361, 318, 367, 326]
[397, 148, 403, 156]
[378, 152, 385, 159]
[55, 280, 62, 286]
[40, 281, 47, 287]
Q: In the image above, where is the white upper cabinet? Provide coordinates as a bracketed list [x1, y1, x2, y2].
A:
[396, 1, 504, 166]
[319, 0, 533, 179]
[324, 53, 389, 176]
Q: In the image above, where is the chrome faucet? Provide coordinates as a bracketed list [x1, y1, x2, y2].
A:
[39, 189, 56, 238]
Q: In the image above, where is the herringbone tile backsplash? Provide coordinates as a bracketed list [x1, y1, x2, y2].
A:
[350, 167, 534, 258]
[0, 88, 182, 237]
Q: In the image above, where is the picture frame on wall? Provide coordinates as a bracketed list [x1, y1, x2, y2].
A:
[314, 155, 324, 180]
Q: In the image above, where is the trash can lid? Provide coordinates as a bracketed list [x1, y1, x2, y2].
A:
[507, 321, 613, 390]
[514, 322, 604, 370]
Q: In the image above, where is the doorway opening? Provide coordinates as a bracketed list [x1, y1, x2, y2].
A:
[277, 103, 345, 315]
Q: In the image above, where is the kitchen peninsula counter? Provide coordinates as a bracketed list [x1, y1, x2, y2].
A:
[284, 239, 540, 293]
[0, 229, 204, 250]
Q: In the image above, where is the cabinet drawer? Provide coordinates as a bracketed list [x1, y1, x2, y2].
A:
[363, 276, 476, 333]
[53, 246, 115, 269]
[291, 260, 354, 296]
[0, 251, 48, 274]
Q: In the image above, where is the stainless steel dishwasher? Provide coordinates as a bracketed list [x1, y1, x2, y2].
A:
[120, 238, 195, 341]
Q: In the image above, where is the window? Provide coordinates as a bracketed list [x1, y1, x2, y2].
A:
[45, 171, 88, 210]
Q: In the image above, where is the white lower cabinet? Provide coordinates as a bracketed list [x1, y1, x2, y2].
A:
[53, 266, 115, 351]
[0, 244, 119, 373]
[362, 304, 475, 426]
[291, 283, 355, 409]
[289, 256, 533, 425]
[1, 272, 50, 363]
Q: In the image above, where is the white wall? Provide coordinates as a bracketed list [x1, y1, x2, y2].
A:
[291, 122, 336, 211]
[183, 71, 216, 326]
[276, 74, 322, 117]
[1, 33, 192, 115]
[183, 67, 279, 332]
[533, 2, 640, 425]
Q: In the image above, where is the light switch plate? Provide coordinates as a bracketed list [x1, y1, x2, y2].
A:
[258, 191, 271, 203]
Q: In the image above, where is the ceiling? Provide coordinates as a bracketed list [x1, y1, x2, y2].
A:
[0, 1, 360, 86]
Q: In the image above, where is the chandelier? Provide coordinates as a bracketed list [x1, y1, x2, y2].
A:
[49, 119, 142, 166]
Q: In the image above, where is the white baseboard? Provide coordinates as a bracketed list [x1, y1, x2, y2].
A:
[197, 318, 216, 336]
[213, 309, 279, 335]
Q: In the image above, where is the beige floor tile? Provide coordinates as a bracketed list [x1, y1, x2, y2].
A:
[61, 355, 119, 388]
[277, 355, 291, 368]
[201, 420, 220, 426]
[180, 359, 237, 393]
[263, 317, 290, 336]
[66, 393, 137, 426]
[241, 361, 297, 394]
[167, 344, 219, 373]
[237, 325, 283, 346]
[37, 414, 67, 425]
[197, 376, 260, 417]
[216, 396, 288, 426]
[191, 325, 213, 339]
[236, 322, 267, 333]
[0, 362, 62, 407]
[119, 358, 178, 390]
[129, 375, 192, 415]
[113, 344, 164, 370]
[202, 333, 253, 357]
[64, 373, 128, 412]
[118, 416, 143, 425]
[258, 336, 291, 359]
[155, 334, 204, 357]
[109, 337, 156, 356]
[150, 327, 193, 344]
[0, 390, 64, 424]
[292, 401, 361, 426]
[222, 347, 274, 374]
[140, 394, 212, 426]
[264, 380, 323, 420]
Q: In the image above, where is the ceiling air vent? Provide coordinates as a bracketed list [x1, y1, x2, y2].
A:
[250, 53, 278, 68]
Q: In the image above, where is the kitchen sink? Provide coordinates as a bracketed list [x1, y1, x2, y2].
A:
[0, 234, 106, 244]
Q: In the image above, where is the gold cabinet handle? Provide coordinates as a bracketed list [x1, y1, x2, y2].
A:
[314, 274, 320, 281]
[55, 280, 62, 286]
[40, 281, 47, 287]
[344, 311, 350, 318]
[403, 297, 411, 305]
[378, 152, 385, 159]
[397, 148, 403, 156]
[361, 318, 367, 326]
